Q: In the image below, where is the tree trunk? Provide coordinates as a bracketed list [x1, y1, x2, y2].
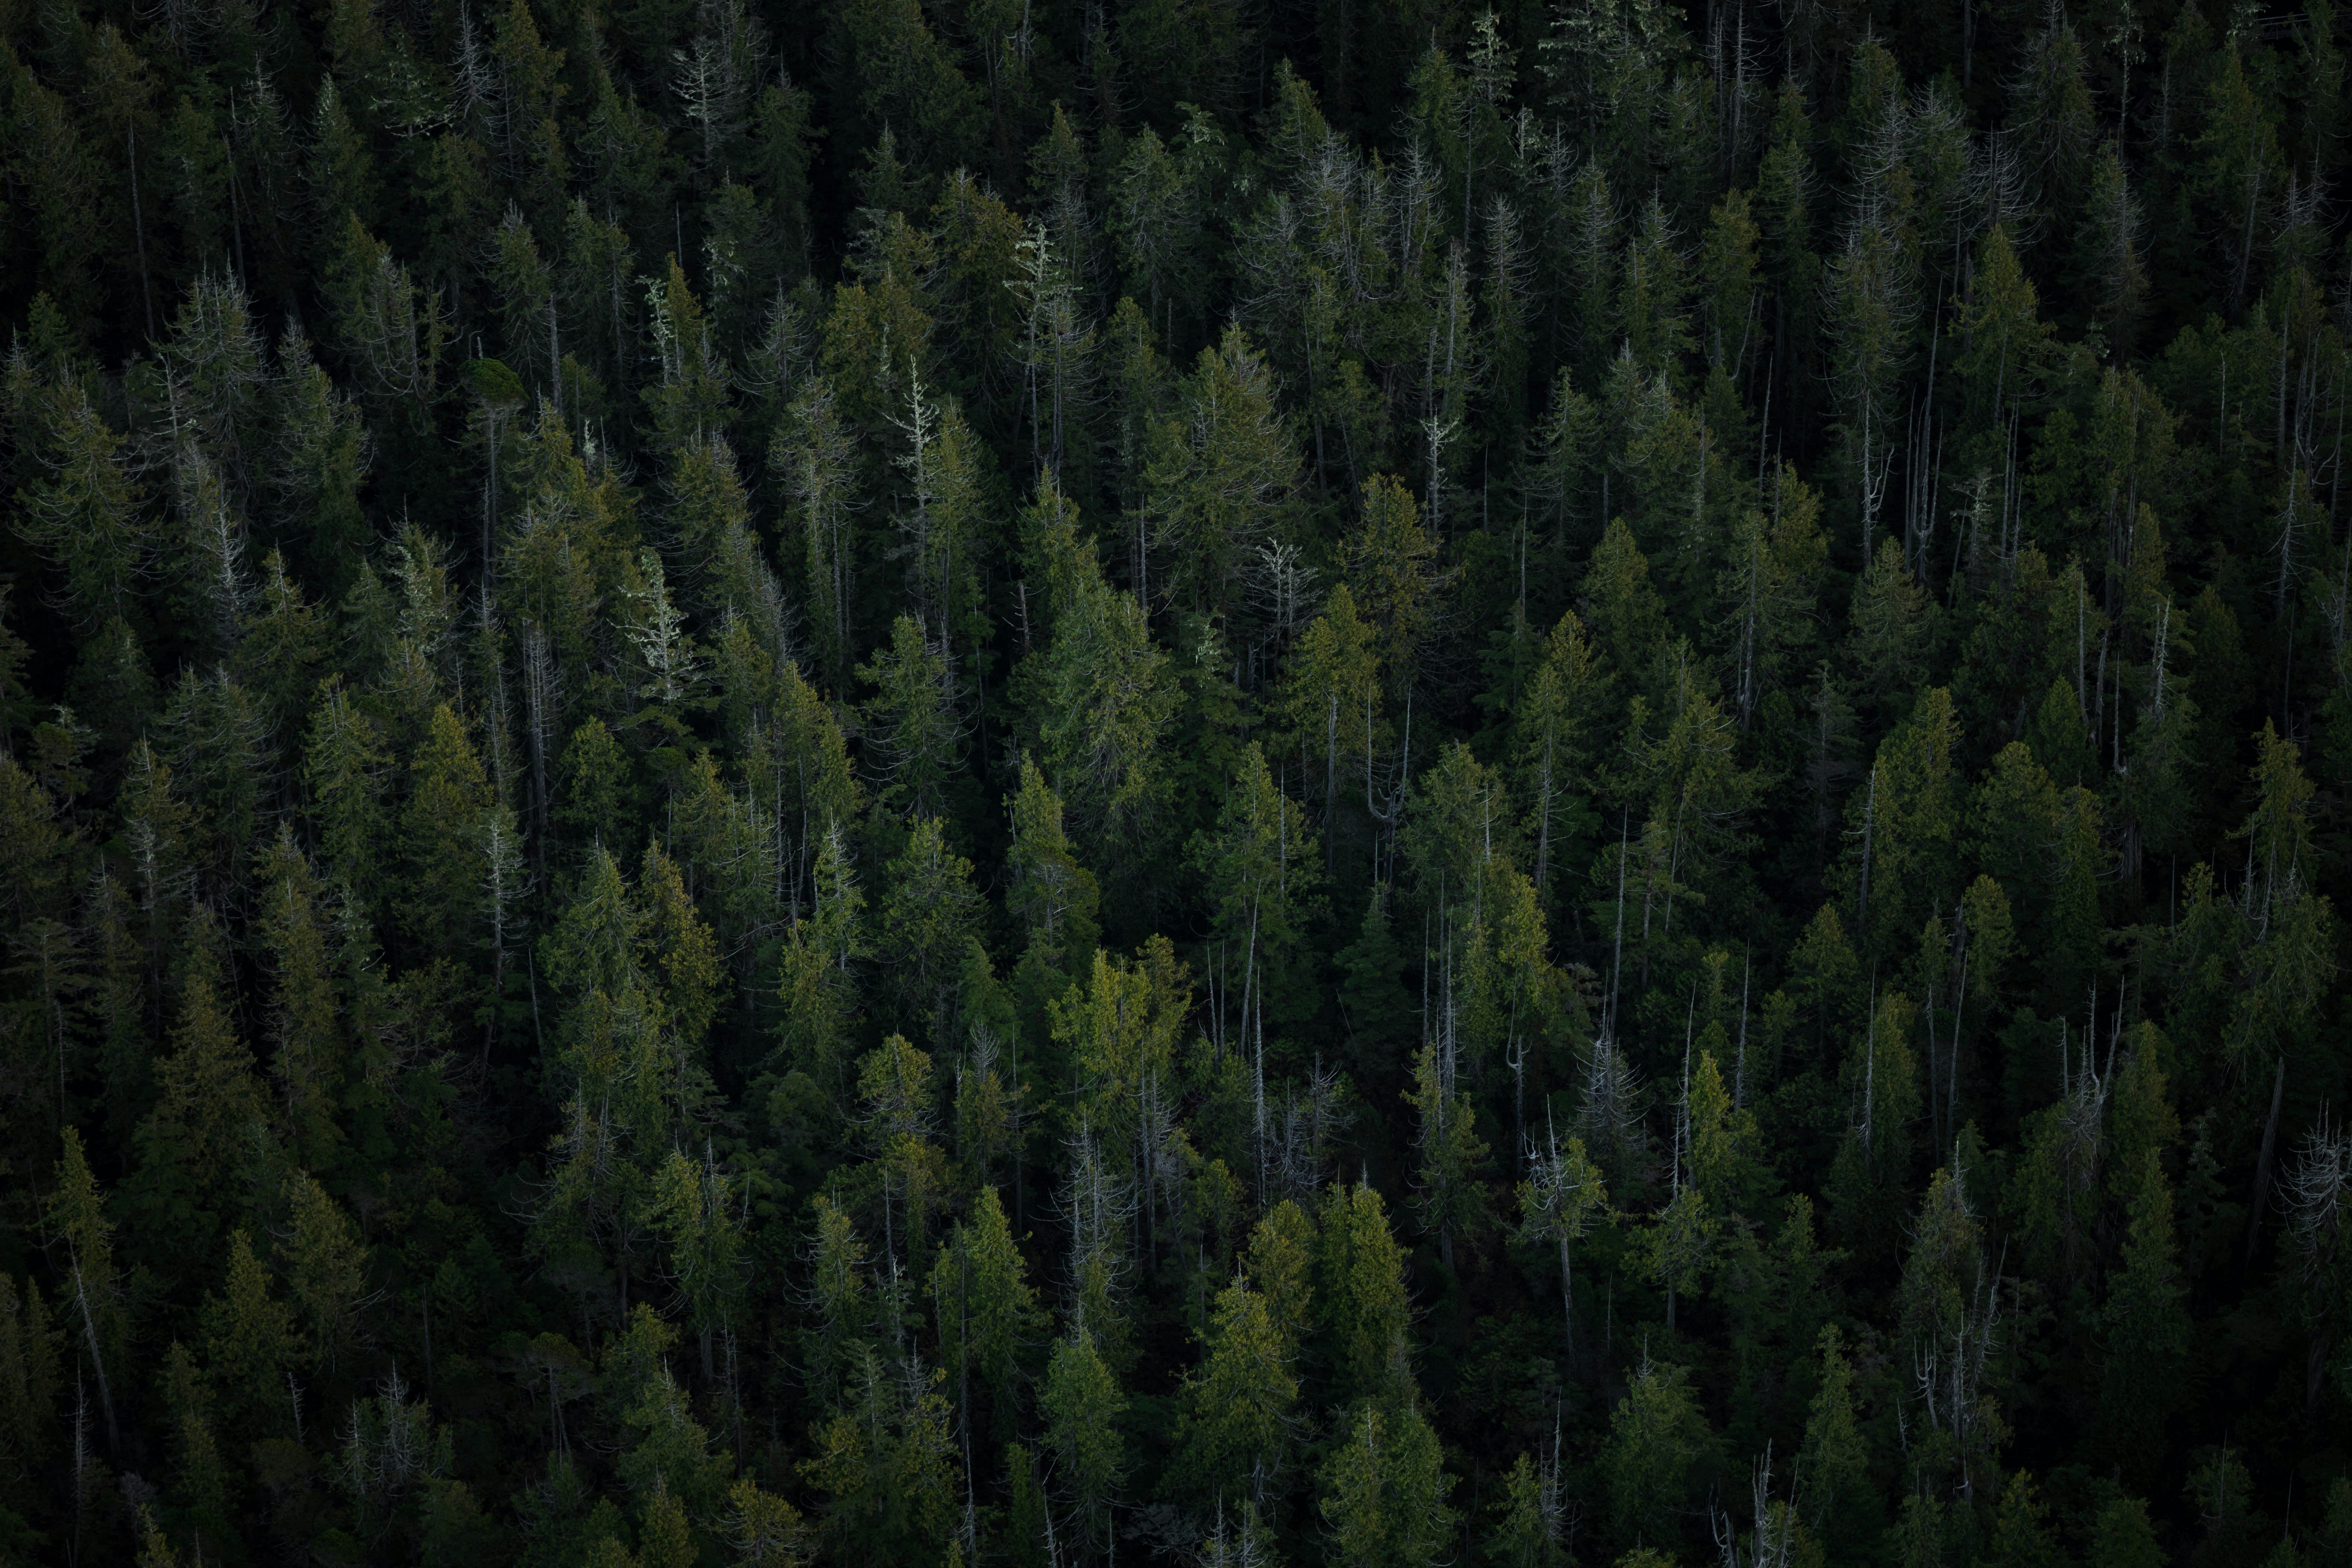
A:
[2246, 1054, 2289, 1269]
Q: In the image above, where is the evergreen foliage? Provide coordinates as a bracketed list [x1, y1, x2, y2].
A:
[4, 0, 2352, 1561]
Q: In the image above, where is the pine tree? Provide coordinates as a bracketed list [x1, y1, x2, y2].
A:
[858, 616, 966, 822]
[402, 703, 493, 955]
[1514, 611, 1608, 894]
[1193, 743, 1324, 1041]
[1318, 1396, 1456, 1568]
[1285, 583, 1383, 838]
[1516, 1126, 1606, 1354]
[2078, 143, 2149, 356]
[1408, 1042, 1491, 1276]
[48, 1128, 124, 1448]
[799, 1345, 960, 1558]
[2099, 1151, 2189, 1481]
[1954, 227, 2052, 440]
[1043, 1328, 1124, 1557]
[931, 1184, 1040, 1443]
[258, 830, 343, 1165]
[4, 64, 110, 320]
[2089, 1498, 2163, 1568]
[283, 1171, 367, 1375]
[1005, 755, 1101, 988]
[1317, 1179, 1412, 1405]
[0, 1269, 61, 1510]
[1799, 1324, 1871, 1556]
[303, 679, 389, 900]
[200, 1229, 300, 1437]
[829, 0, 981, 181]
[2010, 10, 2097, 224]
[641, 257, 731, 452]
[1986, 1471, 2064, 1568]
[129, 974, 272, 1284]
[14, 377, 147, 630]
[1601, 1354, 1712, 1553]
[1021, 506, 1178, 874]
[1488, 1449, 1568, 1567]
[1145, 327, 1300, 623]
[1342, 475, 1447, 701]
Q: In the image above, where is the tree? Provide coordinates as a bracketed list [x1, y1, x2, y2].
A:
[1898, 1166, 2004, 1500]
[801, 1196, 872, 1408]
[1042, 1329, 1124, 1557]
[723, 1476, 809, 1564]
[1954, 228, 2051, 439]
[778, 821, 869, 1104]
[827, 0, 980, 181]
[1021, 506, 1178, 873]
[858, 616, 966, 821]
[1515, 611, 1608, 894]
[2100, 1152, 2188, 1481]
[283, 1171, 368, 1375]
[1005, 756, 1100, 984]
[1985, 1471, 2064, 1568]
[1343, 476, 1447, 702]
[1800, 1325, 1871, 1556]
[1517, 1126, 1606, 1354]
[858, 1033, 949, 1263]
[1602, 1353, 1713, 1552]
[1687, 1049, 1766, 1218]
[402, 704, 493, 954]
[14, 377, 148, 630]
[1318, 1396, 1456, 1568]
[1465, 857, 1566, 1147]
[1244, 1199, 1315, 1349]
[1318, 1180, 1412, 1406]
[130, 975, 273, 1284]
[1407, 1041, 1491, 1274]
[201, 1230, 300, 1437]
[2010, 10, 2096, 220]
[778, 379, 863, 685]
[609, 1307, 734, 1513]
[1488, 1448, 1568, 1567]
[323, 214, 451, 427]
[931, 1185, 1040, 1443]
[799, 1347, 961, 1559]
[1192, 742, 1324, 1046]
[2090, 1498, 2163, 1568]
[5, 67, 111, 320]
[2077, 144, 2148, 355]
[48, 1129, 124, 1447]
[2197, 41, 2280, 312]
[1824, 176, 1917, 562]
[641, 258, 730, 451]
[0, 1269, 62, 1495]
[1111, 125, 1210, 346]
[1285, 583, 1383, 837]
[646, 1146, 747, 1385]
[1178, 1271, 1301, 1508]
[1338, 885, 1417, 1079]
[874, 816, 983, 1041]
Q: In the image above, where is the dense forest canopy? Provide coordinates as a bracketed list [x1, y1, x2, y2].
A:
[5, 0, 2352, 1562]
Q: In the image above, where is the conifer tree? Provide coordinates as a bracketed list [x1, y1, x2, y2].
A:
[1042, 1328, 1123, 1558]
[1601, 1354, 1712, 1552]
[14, 377, 147, 630]
[931, 1184, 1039, 1444]
[1318, 1396, 1455, 1568]
[2099, 1151, 2189, 1479]
[48, 1128, 124, 1447]
[200, 1229, 299, 1436]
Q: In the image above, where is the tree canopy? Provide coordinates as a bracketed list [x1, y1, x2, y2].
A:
[2, 0, 2351, 1563]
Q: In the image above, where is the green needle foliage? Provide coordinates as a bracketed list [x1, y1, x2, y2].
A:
[2, 2, 2351, 1563]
